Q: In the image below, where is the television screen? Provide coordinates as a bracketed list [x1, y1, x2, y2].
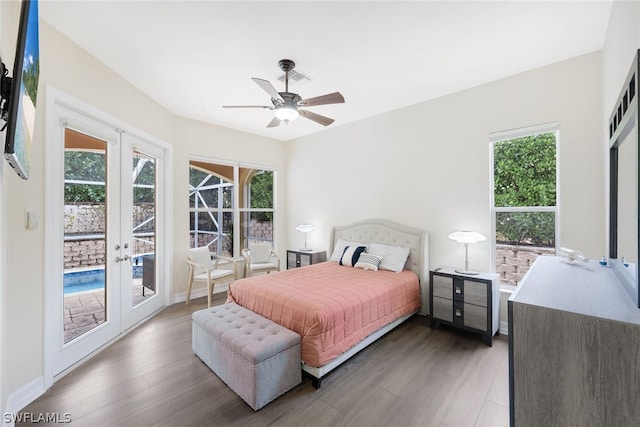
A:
[3, 0, 39, 180]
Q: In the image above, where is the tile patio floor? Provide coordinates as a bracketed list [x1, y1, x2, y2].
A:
[63, 281, 155, 343]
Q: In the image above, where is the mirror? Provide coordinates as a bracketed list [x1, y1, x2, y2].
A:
[609, 49, 640, 307]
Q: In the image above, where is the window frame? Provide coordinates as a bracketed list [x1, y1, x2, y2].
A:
[489, 122, 560, 284]
[189, 156, 277, 258]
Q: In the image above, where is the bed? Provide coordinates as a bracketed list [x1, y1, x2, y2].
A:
[227, 219, 429, 387]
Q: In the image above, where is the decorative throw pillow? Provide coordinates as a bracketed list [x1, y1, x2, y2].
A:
[354, 253, 383, 271]
[330, 239, 369, 261]
[339, 246, 367, 267]
[368, 243, 411, 272]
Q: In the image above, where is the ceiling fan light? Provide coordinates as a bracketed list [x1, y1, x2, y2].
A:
[275, 106, 299, 121]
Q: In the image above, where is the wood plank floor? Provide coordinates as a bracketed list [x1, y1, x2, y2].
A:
[20, 294, 509, 426]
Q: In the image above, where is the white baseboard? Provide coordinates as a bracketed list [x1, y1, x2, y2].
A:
[3, 376, 46, 427]
[171, 282, 229, 305]
[499, 320, 509, 336]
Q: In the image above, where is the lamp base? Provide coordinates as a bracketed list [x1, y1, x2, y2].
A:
[455, 269, 480, 275]
[299, 248, 312, 252]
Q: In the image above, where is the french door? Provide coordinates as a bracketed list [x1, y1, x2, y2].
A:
[47, 100, 166, 377]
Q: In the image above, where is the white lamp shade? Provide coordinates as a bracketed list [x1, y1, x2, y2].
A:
[448, 230, 486, 244]
[275, 106, 299, 121]
[295, 224, 317, 233]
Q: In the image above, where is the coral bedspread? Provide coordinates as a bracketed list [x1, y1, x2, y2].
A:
[226, 261, 421, 367]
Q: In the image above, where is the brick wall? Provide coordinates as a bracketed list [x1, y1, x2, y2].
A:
[64, 204, 155, 270]
[496, 244, 555, 285]
[64, 238, 106, 269]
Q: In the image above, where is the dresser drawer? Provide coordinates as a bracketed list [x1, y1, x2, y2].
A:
[433, 275, 453, 299]
[432, 296, 453, 322]
[464, 280, 487, 307]
[463, 303, 487, 331]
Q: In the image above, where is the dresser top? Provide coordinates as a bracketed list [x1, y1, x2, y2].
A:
[509, 256, 640, 324]
[432, 267, 499, 282]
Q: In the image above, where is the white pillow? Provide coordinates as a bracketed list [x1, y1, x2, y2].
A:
[354, 253, 383, 271]
[330, 238, 369, 261]
[368, 243, 410, 273]
[250, 243, 272, 263]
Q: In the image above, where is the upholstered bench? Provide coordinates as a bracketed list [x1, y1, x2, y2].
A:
[192, 303, 301, 410]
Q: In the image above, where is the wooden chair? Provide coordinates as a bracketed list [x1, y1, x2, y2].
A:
[242, 242, 280, 278]
[186, 247, 237, 307]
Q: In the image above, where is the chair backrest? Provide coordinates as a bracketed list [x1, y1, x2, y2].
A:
[249, 242, 272, 263]
[189, 247, 214, 275]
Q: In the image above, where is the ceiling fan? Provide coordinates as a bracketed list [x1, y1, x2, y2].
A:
[223, 59, 345, 128]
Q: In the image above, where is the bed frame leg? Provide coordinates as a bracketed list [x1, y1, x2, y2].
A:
[302, 369, 323, 389]
[312, 377, 322, 389]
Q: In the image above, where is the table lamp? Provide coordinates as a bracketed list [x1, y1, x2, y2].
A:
[448, 230, 486, 275]
[295, 224, 316, 251]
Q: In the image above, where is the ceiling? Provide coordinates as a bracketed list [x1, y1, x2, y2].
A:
[39, 1, 613, 142]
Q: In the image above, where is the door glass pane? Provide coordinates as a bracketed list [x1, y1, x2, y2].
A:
[63, 128, 107, 343]
[132, 151, 156, 307]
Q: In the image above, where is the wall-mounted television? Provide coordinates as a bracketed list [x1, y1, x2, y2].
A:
[2, 0, 39, 180]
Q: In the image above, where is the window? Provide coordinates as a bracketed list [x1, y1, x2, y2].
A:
[491, 123, 558, 285]
[189, 159, 275, 257]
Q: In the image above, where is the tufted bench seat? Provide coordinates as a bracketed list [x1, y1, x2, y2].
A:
[192, 303, 301, 410]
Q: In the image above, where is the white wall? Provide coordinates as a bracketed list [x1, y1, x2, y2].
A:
[0, 18, 285, 416]
[286, 52, 604, 269]
[0, 0, 5, 416]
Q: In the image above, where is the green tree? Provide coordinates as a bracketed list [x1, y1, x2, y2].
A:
[64, 151, 105, 203]
[250, 171, 273, 221]
[494, 133, 556, 207]
[65, 152, 156, 204]
[494, 133, 556, 247]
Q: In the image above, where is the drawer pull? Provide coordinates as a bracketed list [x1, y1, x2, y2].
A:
[455, 286, 462, 295]
[455, 308, 462, 317]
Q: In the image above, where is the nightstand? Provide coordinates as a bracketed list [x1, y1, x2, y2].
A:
[286, 249, 327, 269]
[429, 267, 500, 346]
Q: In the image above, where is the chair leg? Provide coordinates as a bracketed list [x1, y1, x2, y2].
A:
[207, 280, 214, 308]
[186, 266, 194, 306]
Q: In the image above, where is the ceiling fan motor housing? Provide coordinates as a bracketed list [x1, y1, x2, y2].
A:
[275, 92, 302, 109]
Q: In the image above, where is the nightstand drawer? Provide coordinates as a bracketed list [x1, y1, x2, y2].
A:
[464, 280, 487, 307]
[287, 252, 298, 268]
[432, 296, 453, 322]
[433, 275, 453, 299]
[463, 303, 487, 331]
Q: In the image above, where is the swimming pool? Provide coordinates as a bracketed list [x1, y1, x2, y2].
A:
[63, 260, 144, 294]
[64, 269, 105, 294]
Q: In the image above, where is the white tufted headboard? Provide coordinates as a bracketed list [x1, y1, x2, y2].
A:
[329, 219, 429, 315]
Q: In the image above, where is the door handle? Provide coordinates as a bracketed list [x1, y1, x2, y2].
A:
[123, 254, 132, 264]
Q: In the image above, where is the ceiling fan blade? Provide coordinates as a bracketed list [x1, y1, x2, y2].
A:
[266, 117, 282, 128]
[298, 109, 335, 126]
[252, 78, 284, 103]
[222, 105, 273, 109]
[298, 92, 345, 107]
